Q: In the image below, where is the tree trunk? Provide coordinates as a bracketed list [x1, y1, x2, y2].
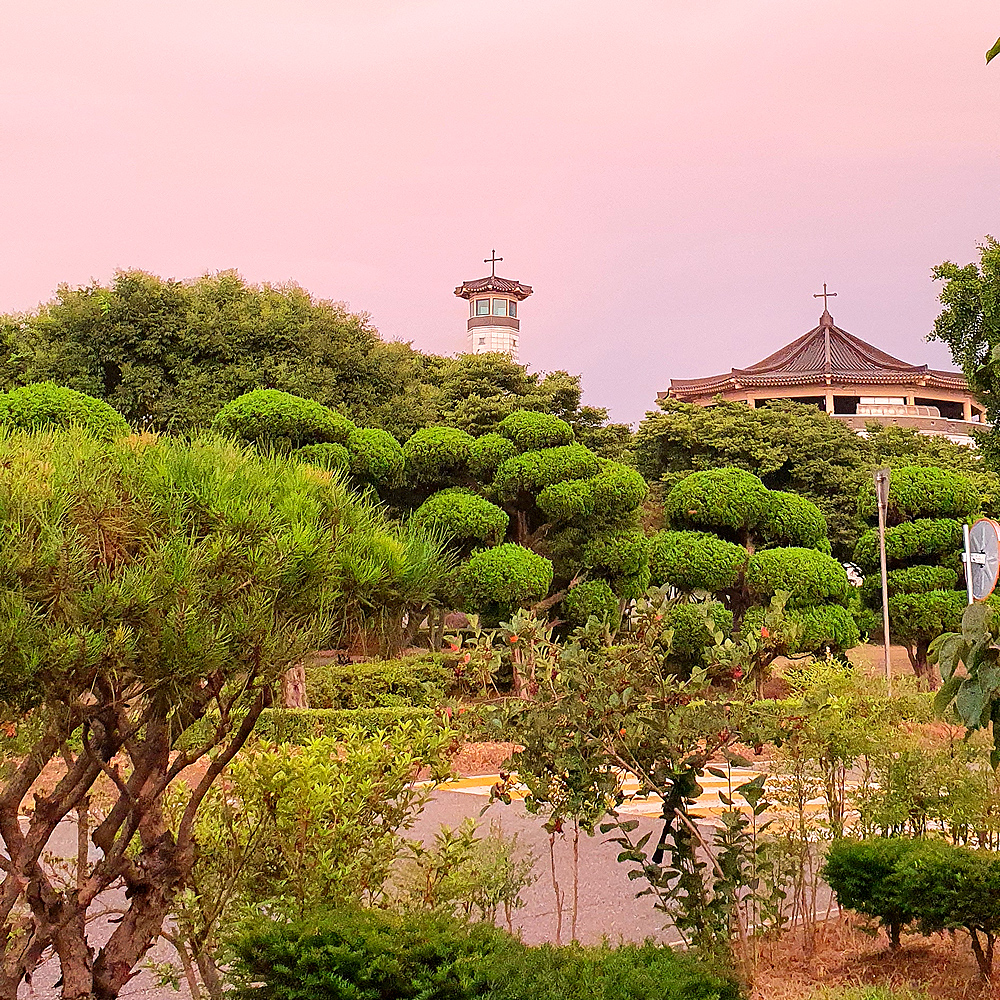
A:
[281, 663, 309, 709]
[908, 641, 940, 691]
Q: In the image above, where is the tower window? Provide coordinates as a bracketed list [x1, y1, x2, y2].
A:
[492, 298, 507, 316]
[479, 337, 486, 345]
[512, 339, 518, 347]
[508, 300, 517, 318]
[476, 299, 490, 316]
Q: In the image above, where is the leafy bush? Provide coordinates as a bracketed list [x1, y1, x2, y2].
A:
[853, 518, 964, 572]
[822, 837, 925, 948]
[458, 544, 553, 621]
[404, 426, 476, 485]
[583, 529, 649, 579]
[411, 490, 509, 547]
[0, 382, 129, 439]
[211, 389, 353, 446]
[791, 604, 861, 652]
[228, 908, 743, 1000]
[348, 427, 405, 486]
[664, 468, 769, 534]
[305, 654, 455, 710]
[746, 547, 850, 608]
[469, 433, 517, 481]
[887, 590, 966, 644]
[561, 579, 620, 629]
[861, 564, 958, 603]
[497, 410, 574, 451]
[663, 602, 734, 661]
[293, 442, 351, 471]
[758, 491, 828, 550]
[648, 530, 748, 592]
[537, 478, 596, 521]
[536, 463, 646, 525]
[857, 465, 979, 525]
[493, 445, 601, 500]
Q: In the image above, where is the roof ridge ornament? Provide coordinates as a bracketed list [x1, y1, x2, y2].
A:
[813, 283, 837, 325]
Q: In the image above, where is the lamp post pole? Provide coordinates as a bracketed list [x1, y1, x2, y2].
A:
[874, 468, 892, 695]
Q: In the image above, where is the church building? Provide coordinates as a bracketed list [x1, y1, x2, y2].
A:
[455, 252, 532, 361]
[660, 295, 986, 446]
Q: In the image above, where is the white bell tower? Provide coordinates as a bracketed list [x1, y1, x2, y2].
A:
[454, 251, 533, 361]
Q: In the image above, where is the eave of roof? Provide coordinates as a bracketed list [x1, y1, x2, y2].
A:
[454, 275, 534, 300]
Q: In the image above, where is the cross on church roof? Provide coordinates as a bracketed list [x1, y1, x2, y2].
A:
[484, 250, 503, 276]
[813, 283, 837, 312]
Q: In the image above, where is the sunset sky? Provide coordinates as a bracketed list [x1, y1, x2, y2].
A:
[2, 1, 998, 424]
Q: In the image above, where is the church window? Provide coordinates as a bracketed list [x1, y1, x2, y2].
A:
[508, 300, 517, 318]
[492, 298, 507, 316]
[476, 299, 490, 316]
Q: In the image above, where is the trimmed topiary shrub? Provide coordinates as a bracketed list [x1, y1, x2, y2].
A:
[305, 654, 454, 710]
[857, 465, 979, 525]
[664, 468, 769, 536]
[792, 604, 861, 652]
[497, 410, 574, 451]
[663, 602, 734, 663]
[493, 445, 601, 500]
[758, 491, 828, 550]
[0, 382, 129, 439]
[561, 579, 620, 629]
[588, 461, 649, 520]
[746, 547, 850, 608]
[854, 518, 965, 572]
[458, 543, 553, 622]
[348, 427, 405, 487]
[411, 489, 509, 548]
[583, 529, 649, 579]
[403, 426, 476, 485]
[648, 530, 748, 592]
[211, 389, 353, 447]
[468, 432, 517, 481]
[293, 442, 350, 471]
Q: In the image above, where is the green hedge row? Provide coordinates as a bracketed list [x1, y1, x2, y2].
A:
[228, 908, 743, 1000]
[305, 654, 455, 710]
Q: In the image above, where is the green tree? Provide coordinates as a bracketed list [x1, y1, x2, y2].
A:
[930, 238, 1000, 464]
[855, 465, 975, 685]
[0, 428, 445, 999]
[634, 399, 868, 558]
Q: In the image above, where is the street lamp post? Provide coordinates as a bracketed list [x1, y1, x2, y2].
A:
[873, 468, 892, 695]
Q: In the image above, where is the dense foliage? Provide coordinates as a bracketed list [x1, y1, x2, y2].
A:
[855, 465, 975, 684]
[0, 381, 130, 439]
[212, 388, 355, 447]
[458, 544, 554, 623]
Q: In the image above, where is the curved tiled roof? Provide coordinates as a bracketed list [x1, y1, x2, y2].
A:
[454, 275, 533, 300]
[668, 310, 969, 398]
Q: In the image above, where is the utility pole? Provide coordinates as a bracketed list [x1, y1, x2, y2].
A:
[873, 468, 892, 695]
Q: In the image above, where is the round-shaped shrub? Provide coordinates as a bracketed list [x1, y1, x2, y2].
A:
[616, 565, 653, 601]
[857, 465, 979, 525]
[348, 427, 405, 486]
[561, 579, 620, 629]
[0, 383, 129, 440]
[468, 433, 517, 481]
[293, 442, 350, 471]
[664, 468, 769, 535]
[537, 478, 595, 521]
[583, 530, 649, 578]
[663, 602, 734, 661]
[887, 589, 966, 643]
[588, 461, 648, 520]
[497, 410, 574, 451]
[746, 547, 850, 607]
[458, 543, 554, 620]
[411, 489, 509, 547]
[403, 427, 476, 485]
[493, 445, 601, 500]
[648, 530, 748, 592]
[792, 604, 861, 652]
[758, 491, 828, 549]
[212, 389, 353, 447]
[853, 518, 965, 572]
[861, 564, 959, 607]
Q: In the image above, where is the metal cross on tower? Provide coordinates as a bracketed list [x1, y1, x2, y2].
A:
[484, 250, 503, 276]
[813, 283, 838, 311]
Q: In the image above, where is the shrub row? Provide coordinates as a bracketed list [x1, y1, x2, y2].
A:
[305, 654, 455, 710]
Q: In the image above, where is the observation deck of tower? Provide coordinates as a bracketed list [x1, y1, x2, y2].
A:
[454, 252, 532, 361]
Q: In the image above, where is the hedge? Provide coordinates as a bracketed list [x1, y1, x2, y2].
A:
[468, 433, 517, 481]
[228, 908, 743, 1000]
[0, 382, 129, 439]
[758, 491, 828, 550]
[746, 547, 850, 607]
[561, 579, 620, 629]
[857, 465, 979, 525]
[648, 530, 748, 593]
[853, 518, 965, 572]
[497, 410, 574, 451]
[293, 442, 351, 471]
[411, 489, 509, 547]
[403, 426, 476, 485]
[305, 654, 455, 710]
[348, 427, 405, 486]
[458, 543, 554, 620]
[493, 445, 601, 500]
[664, 468, 769, 535]
[211, 389, 353, 446]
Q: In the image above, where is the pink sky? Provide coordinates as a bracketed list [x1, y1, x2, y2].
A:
[1, 0, 998, 424]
